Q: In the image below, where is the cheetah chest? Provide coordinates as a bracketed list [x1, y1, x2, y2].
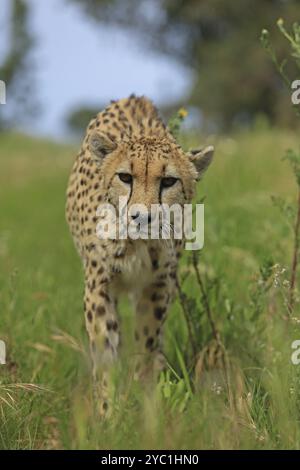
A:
[111, 242, 153, 295]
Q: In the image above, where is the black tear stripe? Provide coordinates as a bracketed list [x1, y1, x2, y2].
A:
[125, 161, 134, 205]
[179, 179, 187, 201]
[107, 173, 116, 192]
[127, 179, 133, 205]
[159, 184, 163, 205]
[158, 165, 166, 205]
[145, 152, 149, 191]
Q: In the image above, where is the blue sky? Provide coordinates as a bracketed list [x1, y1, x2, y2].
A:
[0, 0, 191, 139]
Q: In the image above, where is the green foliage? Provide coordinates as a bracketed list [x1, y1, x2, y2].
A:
[0, 0, 37, 130]
[261, 19, 300, 117]
[262, 18, 300, 312]
[277, 19, 300, 66]
[68, 0, 299, 129]
[67, 106, 105, 138]
[284, 148, 300, 187]
[271, 195, 296, 228]
[1, 129, 300, 448]
[157, 369, 191, 414]
[167, 108, 188, 140]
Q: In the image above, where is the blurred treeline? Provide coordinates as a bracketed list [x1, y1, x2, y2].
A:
[0, 0, 37, 130]
[1, 0, 299, 134]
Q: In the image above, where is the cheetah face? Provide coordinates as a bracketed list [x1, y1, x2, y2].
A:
[90, 131, 213, 230]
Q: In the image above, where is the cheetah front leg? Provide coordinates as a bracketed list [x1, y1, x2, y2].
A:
[84, 260, 119, 416]
[134, 277, 173, 383]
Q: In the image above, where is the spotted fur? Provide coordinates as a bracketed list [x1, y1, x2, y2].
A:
[66, 95, 213, 414]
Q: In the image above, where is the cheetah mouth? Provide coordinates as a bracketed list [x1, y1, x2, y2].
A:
[127, 221, 172, 241]
[129, 224, 152, 237]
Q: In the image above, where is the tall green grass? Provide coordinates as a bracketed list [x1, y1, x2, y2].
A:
[0, 129, 300, 449]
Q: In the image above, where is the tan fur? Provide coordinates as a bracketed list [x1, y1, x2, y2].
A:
[65, 95, 213, 414]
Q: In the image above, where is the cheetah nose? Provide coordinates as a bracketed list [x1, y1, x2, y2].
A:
[131, 211, 152, 225]
[131, 210, 140, 221]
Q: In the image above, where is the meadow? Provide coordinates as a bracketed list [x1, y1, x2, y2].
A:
[0, 126, 300, 449]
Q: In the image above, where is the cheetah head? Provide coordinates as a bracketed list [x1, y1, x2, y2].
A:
[89, 131, 213, 232]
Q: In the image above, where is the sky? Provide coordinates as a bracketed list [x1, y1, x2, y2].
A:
[0, 0, 191, 139]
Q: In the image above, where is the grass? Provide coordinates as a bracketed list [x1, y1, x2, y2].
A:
[0, 127, 300, 449]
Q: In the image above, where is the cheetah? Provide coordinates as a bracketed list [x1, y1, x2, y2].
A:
[65, 95, 213, 414]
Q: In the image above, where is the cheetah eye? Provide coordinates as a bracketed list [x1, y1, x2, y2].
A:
[118, 173, 133, 184]
[161, 177, 178, 188]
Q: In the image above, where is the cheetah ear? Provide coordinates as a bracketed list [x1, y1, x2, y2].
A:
[89, 131, 117, 159]
[187, 145, 214, 180]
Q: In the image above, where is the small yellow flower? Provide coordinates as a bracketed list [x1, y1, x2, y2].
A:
[178, 108, 188, 118]
[277, 18, 284, 26]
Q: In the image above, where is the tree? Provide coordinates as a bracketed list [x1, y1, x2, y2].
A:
[67, 0, 299, 129]
[0, 0, 37, 130]
[67, 105, 104, 138]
